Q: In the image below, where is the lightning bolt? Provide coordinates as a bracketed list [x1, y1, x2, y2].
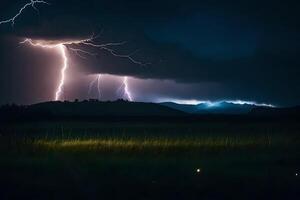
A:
[117, 76, 132, 101]
[1, 1, 147, 102]
[56, 44, 68, 101]
[20, 39, 69, 101]
[88, 76, 98, 97]
[123, 76, 132, 101]
[21, 34, 145, 101]
[68, 48, 97, 59]
[88, 74, 102, 100]
[0, 0, 49, 27]
[97, 74, 102, 100]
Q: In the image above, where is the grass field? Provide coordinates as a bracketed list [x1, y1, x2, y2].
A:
[1, 121, 300, 199]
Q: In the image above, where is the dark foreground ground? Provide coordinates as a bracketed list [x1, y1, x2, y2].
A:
[0, 119, 300, 200]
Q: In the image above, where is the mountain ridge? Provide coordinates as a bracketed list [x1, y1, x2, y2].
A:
[0, 100, 186, 121]
[1, 100, 299, 122]
[160, 101, 260, 114]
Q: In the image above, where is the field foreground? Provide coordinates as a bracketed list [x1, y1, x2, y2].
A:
[0, 121, 300, 199]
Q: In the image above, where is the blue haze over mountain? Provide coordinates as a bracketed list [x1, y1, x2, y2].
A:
[161, 101, 264, 114]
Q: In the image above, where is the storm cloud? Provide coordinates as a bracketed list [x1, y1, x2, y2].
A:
[0, 0, 300, 105]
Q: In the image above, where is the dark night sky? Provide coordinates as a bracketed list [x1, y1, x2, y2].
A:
[0, 0, 299, 106]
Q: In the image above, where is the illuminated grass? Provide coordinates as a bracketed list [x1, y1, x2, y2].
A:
[29, 135, 292, 153]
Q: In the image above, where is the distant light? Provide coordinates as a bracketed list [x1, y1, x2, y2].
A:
[205, 101, 221, 108]
[158, 98, 275, 107]
[296, 173, 298, 176]
[226, 100, 275, 108]
[196, 168, 201, 173]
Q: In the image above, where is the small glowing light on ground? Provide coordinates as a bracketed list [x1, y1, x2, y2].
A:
[296, 173, 298, 176]
[196, 168, 201, 173]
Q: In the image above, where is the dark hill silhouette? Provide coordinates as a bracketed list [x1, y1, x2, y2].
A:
[250, 106, 300, 117]
[0, 100, 186, 121]
[160, 102, 199, 113]
[1, 100, 299, 122]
